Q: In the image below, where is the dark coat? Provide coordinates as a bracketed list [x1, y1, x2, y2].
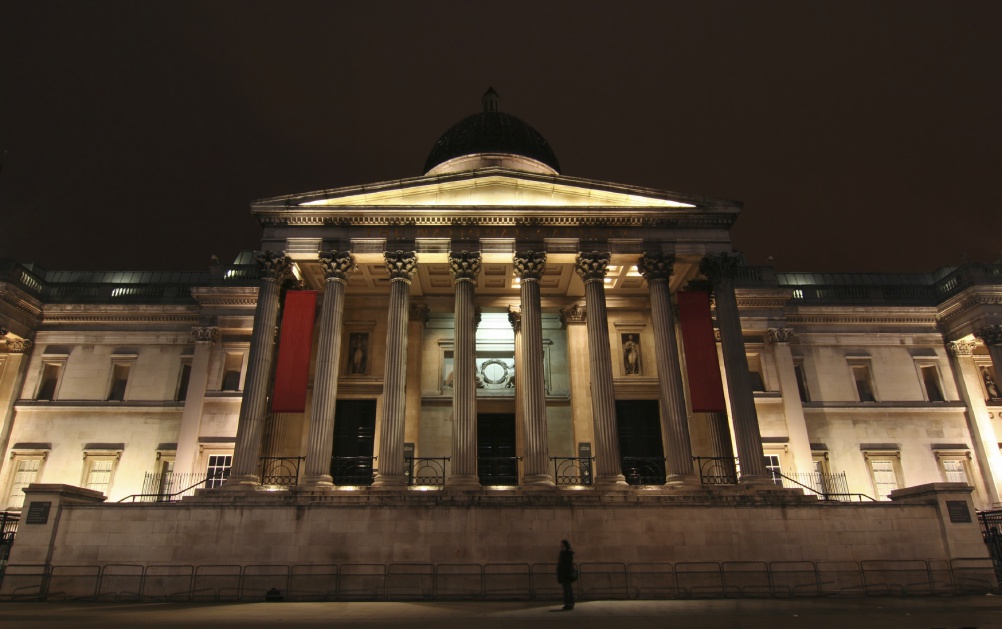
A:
[557, 548, 575, 584]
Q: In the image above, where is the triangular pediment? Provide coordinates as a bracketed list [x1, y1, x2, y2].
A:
[254, 168, 727, 211]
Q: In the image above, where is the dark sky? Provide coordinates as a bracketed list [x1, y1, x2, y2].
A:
[1, 2, 999, 274]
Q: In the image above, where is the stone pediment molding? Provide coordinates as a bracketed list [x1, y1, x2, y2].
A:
[0, 281, 44, 319]
[936, 287, 1002, 326]
[40, 304, 201, 326]
[733, 289, 793, 310]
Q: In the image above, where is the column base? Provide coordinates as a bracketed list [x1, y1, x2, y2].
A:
[299, 474, 335, 489]
[219, 473, 261, 490]
[593, 474, 630, 490]
[664, 473, 701, 487]
[371, 474, 408, 490]
[444, 475, 482, 490]
[521, 474, 556, 489]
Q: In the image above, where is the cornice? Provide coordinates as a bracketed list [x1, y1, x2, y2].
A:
[734, 289, 793, 310]
[40, 303, 200, 326]
[190, 286, 260, 309]
[936, 286, 1002, 325]
[0, 281, 44, 319]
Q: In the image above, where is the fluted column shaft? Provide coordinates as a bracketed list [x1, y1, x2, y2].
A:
[577, 252, 627, 487]
[948, 339, 1002, 505]
[303, 251, 356, 486]
[768, 329, 814, 476]
[447, 251, 481, 487]
[373, 251, 417, 488]
[639, 253, 695, 483]
[514, 251, 554, 487]
[700, 253, 768, 481]
[227, 252, 292, 487]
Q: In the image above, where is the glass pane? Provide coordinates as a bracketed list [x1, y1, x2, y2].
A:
[86, 460, 114, 494]
[7, 459, 41, 509]
[870, 459, 898, 500]
[942, 459, 968, 484]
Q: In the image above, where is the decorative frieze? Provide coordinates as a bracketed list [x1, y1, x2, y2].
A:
[513, 250, 546, 281]
[384, 250, 418, 283]
[637, 252, 675, 282]
[255, 251, 293, 281]
[976, 325, 1002, 347]
[766, 328, 795, 344]
[449, 250, 482, 283]
[2, 338, 32, 353]
[319, 250, 356, 283]
[575, 251, 611, 283]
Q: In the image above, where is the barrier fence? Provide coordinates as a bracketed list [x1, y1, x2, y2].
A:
[0, 558, 995, 602]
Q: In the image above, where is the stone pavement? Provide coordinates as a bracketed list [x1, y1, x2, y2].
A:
[0, 597, 1000, 628]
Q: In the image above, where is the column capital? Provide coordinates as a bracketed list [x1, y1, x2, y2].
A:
[507, 306, 521, 333]
[947, 339, 977, 357]
[638, 252, 675, 282]
[2, 338, 32, 354]
[766, 328, 795, 344]
[699, 252, 742, 285]
[190, 326, 219, 344]
[575, 251, 611, 284]
[384, 250, 418, 284]
[513, 250, 546, 281]
[255, 251, 293, 282]
[559, 303, 587, 326]
[409, 303, 430, 324]
[319, 250, 356, 283]
[449, 250, 482, 284]
[975, 325, 1002, 347]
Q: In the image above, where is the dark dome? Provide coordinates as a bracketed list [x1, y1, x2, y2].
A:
[424, 89, 560, 174]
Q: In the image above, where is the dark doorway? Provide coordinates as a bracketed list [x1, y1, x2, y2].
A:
[331, 399, 377, 485]
[478, 413, 517, 486]
[615, 400, 666, 485]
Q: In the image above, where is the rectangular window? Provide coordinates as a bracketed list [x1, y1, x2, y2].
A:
[852, 364, 876, 402]
[794, 363, 811, 403]
[747, 353, 766, 392]
[764, 454, 783, 485]
[176, 361, 192, 401]
[221, 352, 244, 391]
[941, 459, 969, 484]
[107, 363, 131, 401]
[864, 453, 902, 501]
[920, 365, 945, 402]
[205, 454, 232, 489]
[83, 457, 117, 495]
[5, 458, 42, 510]
[36, 362, 63, 401]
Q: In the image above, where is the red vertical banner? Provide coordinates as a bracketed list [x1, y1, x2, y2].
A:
[271, 290, 317, 413]
[677, 291, 727, 412]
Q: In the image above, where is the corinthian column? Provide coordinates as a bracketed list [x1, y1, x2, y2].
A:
[699, 253, 769, 482]
[638, 252, 696, 484]
[447, 250, 482, 488]
[576, 251, 628, 488]
[302, 251, 356, 487]
[372, 250, 417, 488]
[514, 250, 554, 487]
[226, 251, 292, 488]
[948, 339, 1002, 505]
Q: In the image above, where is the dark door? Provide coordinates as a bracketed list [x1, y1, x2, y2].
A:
[478, 413, 517, 486]
[615, 400, 666, 485]
[331, 400, 377, 485]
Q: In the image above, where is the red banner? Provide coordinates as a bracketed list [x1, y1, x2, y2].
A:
[677, 291, 727, 412]
[271, 290, 317, 413]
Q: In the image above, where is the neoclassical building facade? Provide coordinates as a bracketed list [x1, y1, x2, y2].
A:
[2, 90, 1001, 514]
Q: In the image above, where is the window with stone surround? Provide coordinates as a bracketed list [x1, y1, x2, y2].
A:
[934, 450, 972, 486]
[794, 360, 811, 403]
[863, 450, 902, 500]
[4, 454, 46, 510]
[205, 454, 232, 489]
[81, 449, 122, 496]
[106, 354, 136, 402]
[848, 359, 877, 402]
[175, 359, 192, 401]
[35, 358, 66, 401]
[220, 350, 246, 391]
[914, 360, 946, 403]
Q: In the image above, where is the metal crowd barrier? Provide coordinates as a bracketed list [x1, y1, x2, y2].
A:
[0, 558, 996, 602]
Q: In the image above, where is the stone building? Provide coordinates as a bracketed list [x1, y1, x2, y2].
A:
[1, 88, 1001, 521]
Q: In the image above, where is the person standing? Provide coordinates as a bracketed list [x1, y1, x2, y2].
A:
[556, 539, 576, 610]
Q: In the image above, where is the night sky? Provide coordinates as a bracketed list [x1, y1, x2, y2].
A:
[1, 2, 999, 274]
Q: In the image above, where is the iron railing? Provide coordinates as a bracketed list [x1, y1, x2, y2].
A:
[550, 457, 593, 486]
[330, 456, 377, 486]
[0, 558, 994, 602]
[0, 511, 18, 564]
[405, 457, 449, 487]
[259, 457, 304, 487]
[621, 457, 667, 486]
[693, 457, 738, 485]
[978, 509, 1002, 583]
[776, 471, 876, 502]
[118, 470, 227, 503]
[478, 457, 519, 486]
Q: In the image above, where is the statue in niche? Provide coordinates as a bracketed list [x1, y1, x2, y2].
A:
[349, 333, 368, 375]
[983, 367, 1001, 400]
[622, 334, 641, 375]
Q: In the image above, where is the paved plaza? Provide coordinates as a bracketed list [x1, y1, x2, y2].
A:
[1, 597, 1000, 628]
